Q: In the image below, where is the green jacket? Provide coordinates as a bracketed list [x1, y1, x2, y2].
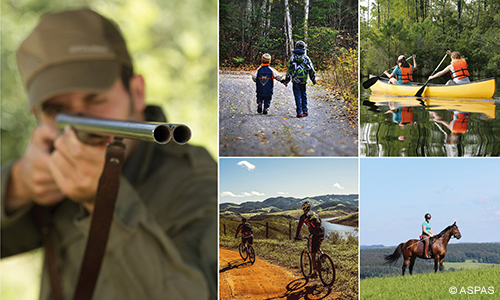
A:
[1, 106, 217, 300]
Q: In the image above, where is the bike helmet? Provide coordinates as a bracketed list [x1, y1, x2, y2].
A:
[242, 217, 247, 222]
[295, 40, 307, 50]
[425, 213, 431, 220]
[301, 201, 311, 212]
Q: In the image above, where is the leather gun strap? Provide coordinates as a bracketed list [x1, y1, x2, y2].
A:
[34, 205, 65, 300]
[73, 140, 125, 300]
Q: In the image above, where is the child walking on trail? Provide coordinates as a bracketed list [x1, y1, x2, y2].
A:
[252, 53, 286, 115]
[284, 41, 316, 118]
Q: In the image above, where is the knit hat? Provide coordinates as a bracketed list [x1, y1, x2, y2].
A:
[16, 9, 133, 110]
[262, 53, 271, 64]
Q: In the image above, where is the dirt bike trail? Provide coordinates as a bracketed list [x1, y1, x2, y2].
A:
[219, 247, 340, 300]
[219, 71, 358, 156]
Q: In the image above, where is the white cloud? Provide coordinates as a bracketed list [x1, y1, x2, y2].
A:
[486, 206, 498, 211]
[495, 211, 500, 216]
[220, 191, 264, 197]
[333, 183, 344, 190]
[277, 192, 289, 195]
[237, 161, 255, 171]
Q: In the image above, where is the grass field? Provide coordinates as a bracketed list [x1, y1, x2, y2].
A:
[444, 260, 498, 270]
[360, 266, 500, 299]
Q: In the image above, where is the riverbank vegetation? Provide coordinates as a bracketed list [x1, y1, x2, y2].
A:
[360, 0, 500, 78]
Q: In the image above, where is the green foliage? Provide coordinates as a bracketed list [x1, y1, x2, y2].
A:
[360, 0, 500, 77]
[361, 267, 499, 299]
[324, 46, 358, 120]
[219, 0, 357, 70]
[1, 0, 217, 164]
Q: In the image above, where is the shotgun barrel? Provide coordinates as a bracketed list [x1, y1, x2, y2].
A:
[55, 113, 191, 145]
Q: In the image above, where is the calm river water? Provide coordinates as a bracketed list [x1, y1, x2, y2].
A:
[360, 76, 500, 157]
[322, 217, 358, 237]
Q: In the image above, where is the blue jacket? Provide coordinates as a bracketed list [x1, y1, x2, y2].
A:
[255, 65, 274, 97]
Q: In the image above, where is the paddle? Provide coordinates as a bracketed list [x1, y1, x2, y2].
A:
[362, 56, 412, 89]
[414, 53, 448, 97]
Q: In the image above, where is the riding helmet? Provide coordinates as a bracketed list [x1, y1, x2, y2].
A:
[301, 201, 311, 212]
[425, 213, 431, 220]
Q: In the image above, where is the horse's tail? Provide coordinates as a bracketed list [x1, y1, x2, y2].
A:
[384, 243, 404, 265]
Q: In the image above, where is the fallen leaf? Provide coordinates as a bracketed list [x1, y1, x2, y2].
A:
[234, 137, 244, 140]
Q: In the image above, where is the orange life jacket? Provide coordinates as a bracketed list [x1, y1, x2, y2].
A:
[450, 59, 469, 80]
[400, 107, 413, 124]
[400, 64, 413, 83]
[452, 113, 469, 134]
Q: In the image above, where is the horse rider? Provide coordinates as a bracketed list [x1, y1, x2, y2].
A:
[422, 213, 434, 258]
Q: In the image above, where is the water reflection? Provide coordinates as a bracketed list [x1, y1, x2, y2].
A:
[360, 94, 500, 156]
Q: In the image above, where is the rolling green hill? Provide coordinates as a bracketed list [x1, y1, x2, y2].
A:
[220, 194, 358, 219]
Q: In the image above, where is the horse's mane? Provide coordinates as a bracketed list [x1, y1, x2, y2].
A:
[433, 224, 455, 240]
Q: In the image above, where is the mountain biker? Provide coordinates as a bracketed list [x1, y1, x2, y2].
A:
[235, 217, 253, 247]
[422, 213, 434, 258]
[295, 201, 325, 278]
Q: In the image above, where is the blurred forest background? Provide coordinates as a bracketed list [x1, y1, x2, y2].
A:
[219, 0, 359, 118]
[360, 0, 500, 78]
[1, 0, 218, 164]
[1, 0, 216, 298]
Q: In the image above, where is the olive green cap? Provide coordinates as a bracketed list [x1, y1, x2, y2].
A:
[16, 9, 133, 110]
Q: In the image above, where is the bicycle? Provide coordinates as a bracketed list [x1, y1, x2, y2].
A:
[298, 236, 335, 286]
[237, 236, 256, 264]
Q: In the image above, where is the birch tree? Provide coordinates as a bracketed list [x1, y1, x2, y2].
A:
[304, 0, 310, 42]
[284, 0, 293, 56]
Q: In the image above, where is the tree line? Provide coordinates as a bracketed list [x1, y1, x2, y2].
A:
[220, 0, 357, 69]
[360, 243, 500, 278]
[360, 0, 500, 77]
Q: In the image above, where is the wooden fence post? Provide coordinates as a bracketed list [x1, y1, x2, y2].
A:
[223, 224, 226, 236]
[266, 222, 269, 239]
[289, 222, 292, 240]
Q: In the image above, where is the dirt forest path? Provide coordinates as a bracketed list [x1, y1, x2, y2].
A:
[219, 71, 358, 156]
[219, 247, 340, 300]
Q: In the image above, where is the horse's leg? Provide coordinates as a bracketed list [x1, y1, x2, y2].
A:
[409, 256, 417, 275]
[434, 256, 439, 273]
[439, 256, 445, 272]
[402, 257, 409, 276]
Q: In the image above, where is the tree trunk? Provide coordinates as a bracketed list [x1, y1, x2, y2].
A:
[414, 0, 419, 22]
[377, 0, 380, 28]
[475, 0, 481, 28]
[284, 0, 293, 56]
[457, 0, 462, 39]
[304, 0, 310, 41]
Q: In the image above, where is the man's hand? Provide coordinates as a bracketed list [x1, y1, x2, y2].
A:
[49, 126, 109, 213]
[6, 125, 64, 213]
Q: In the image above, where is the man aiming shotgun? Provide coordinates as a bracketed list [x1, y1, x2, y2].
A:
[1, 9, 217, 300]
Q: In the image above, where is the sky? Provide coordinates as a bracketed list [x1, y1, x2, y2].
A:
[360, 158, 500, 246]
[219, 158, 358, 204]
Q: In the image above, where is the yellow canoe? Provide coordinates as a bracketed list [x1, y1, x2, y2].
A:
[369, 77, 496, 98]
[367, 95, 496, 119]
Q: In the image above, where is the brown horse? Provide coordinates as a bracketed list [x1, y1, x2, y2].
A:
[384, 222, 461, 275]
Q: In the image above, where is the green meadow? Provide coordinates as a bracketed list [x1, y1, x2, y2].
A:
[360, 267, 500, 299]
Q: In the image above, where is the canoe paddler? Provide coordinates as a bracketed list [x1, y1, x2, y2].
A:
[428, 50, 470, 85]
[384, 54, 417, 85]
